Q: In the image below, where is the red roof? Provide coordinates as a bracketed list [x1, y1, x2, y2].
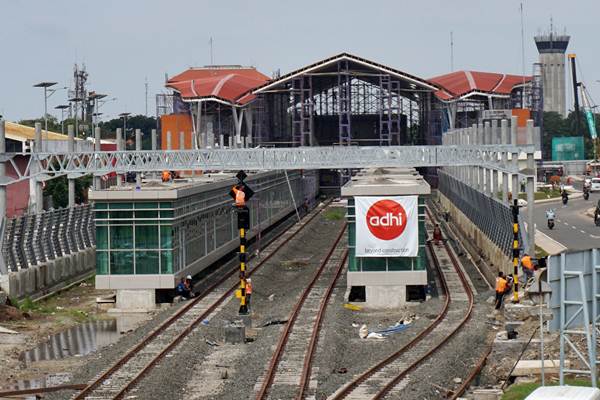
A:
[167, 67, 269, 105]
[429, 71, 532, 101]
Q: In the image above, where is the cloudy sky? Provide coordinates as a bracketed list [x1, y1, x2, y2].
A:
[1, 0, 598, 122]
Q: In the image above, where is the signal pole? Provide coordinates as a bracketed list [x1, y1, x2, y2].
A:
[512, 199, 520, 303]
[229, 170, 254, 315]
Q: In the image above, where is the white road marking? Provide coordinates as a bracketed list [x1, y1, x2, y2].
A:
[572, 225, 577, 230]
[563, 222, 569, 225]
[591, 235, 600, 239]
[581, 230, 587, 234]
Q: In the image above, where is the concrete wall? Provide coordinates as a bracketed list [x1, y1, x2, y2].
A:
[439, 193, 512, 275]
[0, 247, 95, 300]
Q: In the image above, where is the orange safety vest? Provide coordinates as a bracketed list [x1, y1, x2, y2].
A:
[232, 186, 245, 206]
[161, 171, 171, 182]
[521, 256, 533, 271]
[496, 277, 507, 293]
[246, 281, 252, 294]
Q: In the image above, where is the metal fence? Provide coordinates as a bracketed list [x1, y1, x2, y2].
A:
[0, 204, 95, 274]
[438, 170, 522, 256]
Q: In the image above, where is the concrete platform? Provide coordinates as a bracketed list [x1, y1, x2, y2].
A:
[512, 359, 568, 376]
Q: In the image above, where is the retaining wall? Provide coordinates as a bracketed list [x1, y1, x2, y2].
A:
[439, 193, 512, 274]
[0, 247, 95, 300]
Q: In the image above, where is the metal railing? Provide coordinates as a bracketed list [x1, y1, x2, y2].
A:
[0, 204, 95, 273]
[438, 170, 523, 256]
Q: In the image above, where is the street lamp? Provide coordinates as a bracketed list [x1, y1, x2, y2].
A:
[119, 112, 131, 140]
[54, 104, 70, 135]
[33, 81, 57, 150]
[88, 92, 107, 134]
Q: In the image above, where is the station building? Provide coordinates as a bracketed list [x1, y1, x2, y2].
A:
[90, 170, 317, 310]
[342, 167, 430, 308]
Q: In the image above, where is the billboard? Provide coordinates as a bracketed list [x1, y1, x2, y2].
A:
[355, 196, 418, 257]
[552, 136, 584, 161]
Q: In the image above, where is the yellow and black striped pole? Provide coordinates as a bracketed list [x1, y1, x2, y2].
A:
[512, 199, 520, 303]
[239, 225, 249, 314]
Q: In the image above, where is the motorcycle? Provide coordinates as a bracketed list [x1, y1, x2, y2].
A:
[546, 209, 556, 230]
[596, 213, 600, 227]
[562, 194, 569, 205]
[584, 185, 590, 200]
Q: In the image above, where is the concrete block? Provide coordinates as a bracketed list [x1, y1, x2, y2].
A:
[52, 259, 62, 284]
[43, 262, 53, 285]
[223, 322, 246, 344]
[472, 388, 503, 400]
[35, 264, 45, 291]
[365, 285, 407, 308]
[511, 359, 567, 376]
[24, 268, 36, 295]
[115, 289, 156, 311]
[0, 291, 7, 305]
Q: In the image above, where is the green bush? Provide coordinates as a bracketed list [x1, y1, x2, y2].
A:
[324, 207, 346, 221]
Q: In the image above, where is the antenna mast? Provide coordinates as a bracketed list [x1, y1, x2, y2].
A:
[450, 31, 454, 71]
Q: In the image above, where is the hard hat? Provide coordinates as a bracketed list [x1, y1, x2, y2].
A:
[186, 275, 192, 280]
[247, 278, 251, 282]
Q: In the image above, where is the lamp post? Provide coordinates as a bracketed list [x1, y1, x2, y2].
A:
[33, 81, 57, 150]
[88, 92, 107, 134]
[55, 104, 70, 135]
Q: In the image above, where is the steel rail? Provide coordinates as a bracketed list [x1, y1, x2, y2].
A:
[256, 223, 348, 400]
[297, 249, 349, 400]
[450, 345, 493, 399]
[74, 202, 329, 400]
[0, 384, 87, 397]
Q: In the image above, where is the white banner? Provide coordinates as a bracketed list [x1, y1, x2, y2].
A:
[355, 196, 418, 257]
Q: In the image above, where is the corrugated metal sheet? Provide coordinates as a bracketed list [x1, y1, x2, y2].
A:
[429, 70, 532, 101]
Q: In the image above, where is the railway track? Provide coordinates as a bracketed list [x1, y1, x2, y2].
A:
[254, 222, 348, 400]
[329, 208, 474, 400]
[72, 203, 330, 400]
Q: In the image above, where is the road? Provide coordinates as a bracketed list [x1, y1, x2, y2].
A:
[527, 192, 600, 251]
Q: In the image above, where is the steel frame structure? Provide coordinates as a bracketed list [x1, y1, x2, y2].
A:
[0, 144, 533, 186]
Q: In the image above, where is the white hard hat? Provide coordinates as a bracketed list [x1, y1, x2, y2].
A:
[186, 275, 192, 280]
[247, 278, 251, 282]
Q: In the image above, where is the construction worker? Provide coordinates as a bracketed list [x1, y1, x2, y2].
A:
[232, 184, 246, 207]
[495, 272, 508, 310]
[246, 278, 253, 310]
[521, 253, 534, 284]
[432, 224, 442, 246]
[161, 170, 171, 182]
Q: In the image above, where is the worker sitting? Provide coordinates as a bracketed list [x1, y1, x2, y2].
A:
[432, 224, 442, 246]
[232, 185, 246, 207]
[521, 253, 535, 284]
[176, 276, 194, 300]
[162, 170, 171, 183]
[495, 272, 508, 310]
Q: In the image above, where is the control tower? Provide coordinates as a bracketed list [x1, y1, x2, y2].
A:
[534, 30, 570, 117]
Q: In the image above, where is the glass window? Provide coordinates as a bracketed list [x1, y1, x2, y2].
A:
[110, 226, 133, 249]
[94, 203, 107, 210]
[160, 210, 174, 218]
[109, 202, 133, 209]
[135, 251, 159, 274]
[97, 226, 109, 250]
[160, 202, 173, 209]
[160, 226, 173, 248]
[96, 251, 109, 274]
[135, 225, 159, 249]
[161, 251, 173, 274]
[95, 211, 108, 219]
[136, 210, 158, 219]
[136, 202, 158, 209]
[110, 210, 133, 219]
[110, 251, 134, 274]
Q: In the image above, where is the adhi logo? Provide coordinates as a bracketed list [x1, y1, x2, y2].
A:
[366, 199, 407, 240]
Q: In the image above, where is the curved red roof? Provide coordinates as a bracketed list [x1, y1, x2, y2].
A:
[167, 67, 269, 105]
[429, 70, 531, 100]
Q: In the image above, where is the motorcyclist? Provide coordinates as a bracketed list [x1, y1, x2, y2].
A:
[595, 200, 600, 224]
[546, 209, 556, 221]
[561, 189, 569, 205]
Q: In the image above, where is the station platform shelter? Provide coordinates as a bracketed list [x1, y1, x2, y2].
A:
[90, 170, 317, 310]
[342, 168, 430, 308]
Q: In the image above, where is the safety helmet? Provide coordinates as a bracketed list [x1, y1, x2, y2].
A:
[186, 275, 192, 280]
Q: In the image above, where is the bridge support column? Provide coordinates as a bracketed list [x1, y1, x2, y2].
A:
[116, 128, 123, 187]
[136, 129, 142, 188]
[94, 127, 101, 191]
[526, 119, 536, 253]
[501, 119, 509, 204]
[151, 129, 157, 179]
[68, 124, 76, 206]
[511, 116, 519, 200]
[0, 119, 6, 221]
[33, 123, 43, 213]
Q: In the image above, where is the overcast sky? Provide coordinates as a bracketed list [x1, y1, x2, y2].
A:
[1, 0, 599, 122]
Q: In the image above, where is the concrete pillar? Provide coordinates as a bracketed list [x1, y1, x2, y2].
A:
[166, 131, 172, 150]
[501, 119, 508, 145]
[510, 116, 519, 199]
[179, 131, 185, 150]
[525, 118, 536, 253]
[151, 129, 157, 180]
[510, 116, 518, 145]
[116, 128, 123, 188]
[136, 129, 142, 189]
[94, 127, 101, 191]
[477, 123, 484, 145]
[491, 119, 499, 145]
[0, 120, 5, 220]
[68, 125, 76, 205]
[486, 168, 493, 196]
[34, 123, 43, 213]
[484, 121, 491, 145]
[219, 133, 224, 149]
[500, 119, 509, 203]
[492, 168, 499, 199]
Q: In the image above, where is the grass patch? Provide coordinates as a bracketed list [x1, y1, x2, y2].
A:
[324, 207, 346, 221]
[517, 189, 563, 201]
[502, 378, 596, 400]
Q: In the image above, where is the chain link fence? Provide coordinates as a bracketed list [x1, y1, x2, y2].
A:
[438, 170, 523, 256]
[0, 204, 95, 274]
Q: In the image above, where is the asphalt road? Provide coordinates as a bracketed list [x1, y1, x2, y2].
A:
[527, 193, 600, 251]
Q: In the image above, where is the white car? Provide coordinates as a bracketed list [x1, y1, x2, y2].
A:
[591, 178, 600, 192]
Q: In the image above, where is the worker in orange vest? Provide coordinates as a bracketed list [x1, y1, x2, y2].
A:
[161, 170, 171, 182]
[245, 278, 253, 310]
[232, 185, 246, 207]
[495, 272, 508, 310]
[521, 253, 534, 283]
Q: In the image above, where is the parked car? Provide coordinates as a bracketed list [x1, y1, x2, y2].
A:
[591, 178, 600, 192]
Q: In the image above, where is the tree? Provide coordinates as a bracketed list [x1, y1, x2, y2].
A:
[43, 173, 92, 208]
[542, 111, 600, 160]
[98, 114, 157, 149]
